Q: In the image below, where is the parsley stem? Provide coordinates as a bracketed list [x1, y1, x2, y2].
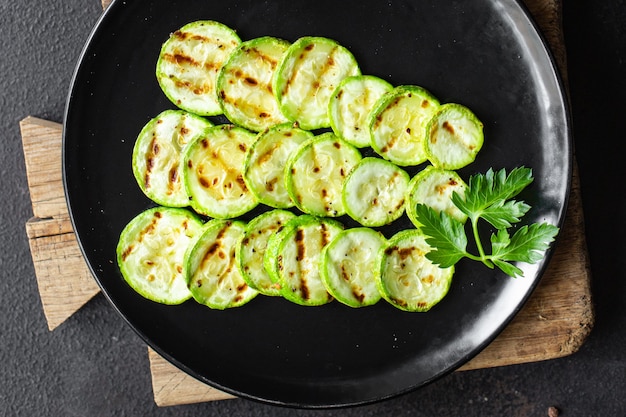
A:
[471, 216, 494, 268]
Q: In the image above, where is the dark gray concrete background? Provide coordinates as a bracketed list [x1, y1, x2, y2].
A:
[1, 1, 624, 415]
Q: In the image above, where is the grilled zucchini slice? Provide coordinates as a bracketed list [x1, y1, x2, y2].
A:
[377, 229, 454, 312]
[405, 166, 468, 228]
[183, 124, 258, 218]
[328, 75, 393, 147]
[320, 227, 386, 307]
[274, 36, 361, 130]
[236, 209, 296, 296]
[217, 36, 290, 131]
[156, 20, 241, 116]
[342, 157, 410, 227]
[185, 219, 258, 309]
[369, 85, 440, 166]
[132, 110, 213, 207]
[264, 215, 343, 306]
[425, 103, 484, 169]
[286, 132, 362, 217]
[243, 123, 313, 208]
[116, 207, 204, 305]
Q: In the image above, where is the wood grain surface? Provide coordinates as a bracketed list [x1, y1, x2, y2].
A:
[20, 0, 591, 406]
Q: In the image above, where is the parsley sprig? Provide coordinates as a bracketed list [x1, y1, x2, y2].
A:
[414, 167, 560, 278]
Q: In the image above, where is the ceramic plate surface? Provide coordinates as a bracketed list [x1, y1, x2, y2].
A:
[63, 0, 571, 407]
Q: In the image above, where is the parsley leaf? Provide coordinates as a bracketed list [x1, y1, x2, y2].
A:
[414, 167, 559, 278]
[413, 203, 467, 268]
[452, 167, 533, 220]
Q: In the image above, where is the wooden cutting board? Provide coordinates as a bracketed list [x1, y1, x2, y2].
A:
[22, 0, 592, 407]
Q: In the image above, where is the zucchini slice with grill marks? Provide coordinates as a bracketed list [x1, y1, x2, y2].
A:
[132, 110, 213, 207]
[328, 75, 393, 147]
[116, 207, 204, 305]
[377, 229, 454, 312]
[405, 166, 468, 228]
[243, 123, 313, 208]
[369, 85, 440, 166]
[342, 157, 410, 227]
[156, 20, 241, 116]
[264, 215, 343, 306]
[185, 219, 258, 309]
[217, 36, 290, 131]
[184, 124, 258, 218]
[286, 132, 362, 217]
[274, 36, 361, 130]
[320, 227, 386, 307]
[236, 209, 296, 296]
[425, 103, 484, 170]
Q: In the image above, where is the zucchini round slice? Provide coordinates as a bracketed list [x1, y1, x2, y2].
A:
[264, 215, 343, 306]
[286, 132, 362, 217]
[185, 219, 258, 309]
[328, 75, 393, 147]
[369, 85, 440, 166]
[320, 227, 386, 307]
[425, 103, 484, 170]
[243, 123, 313, 208]
[405, 166, 468, 228]
[377, 229, 454, 312]
[156, 20, 241, 116]
[217, 36, 290, 132]
[342, 157, 410, 227]
[132, 110, 213, 207]
[274, 36, 361, 130]
[116, 207, 204, 305]
[235, 209, 296, 296]
[184, 124, 258, 218]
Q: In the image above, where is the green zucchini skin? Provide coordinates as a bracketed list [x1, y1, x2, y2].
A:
[369, 85, 440, 166]
[320, 227, 386, 307]
[183, 124, 258, 219]
[185, 219, 258, 309]
[217, 36, 291, 132]
[285, 132, 362, 217]
[342, 157, 410, 227]
[132, 110, 213, 207]
[425, 103, 484, 170]
[116, 207, 204, 305]
[264, 215, 343, 306]
[156, 20, 241, 116]
[405, 166, 468, 228]
[328, 75, 393, 148]
[243, 123, 313, 208]
[274, 36, 361, 130]
[377, 229, 454, 312]
[235, 209, 296, 296]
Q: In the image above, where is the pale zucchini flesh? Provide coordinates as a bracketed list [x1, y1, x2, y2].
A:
[243, 123, 313, 208]
[185, 219, 258, 309]
[377, 229, 454, 312]
[132, 110, 213, 207]
[264, 215, 343, 306]
[425, 103, 484, 170]
[156, 20, 241, 116]
[320, 228, 386, 307]
[286, 132, 362, 217]
[329, 75, 393, 147]
[116, 207, 204, 305]
[274, 36, 361, 130]
[217, 36, 290, 132]
[236, 209, 296, 296]
[184, 125, 258, 218]
[406, 166, 468, 228]
[342, 157, 410, 227]
[369, 85, 440, 166]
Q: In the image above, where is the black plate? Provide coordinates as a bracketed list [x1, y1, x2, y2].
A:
[63, 0, 571, 408]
